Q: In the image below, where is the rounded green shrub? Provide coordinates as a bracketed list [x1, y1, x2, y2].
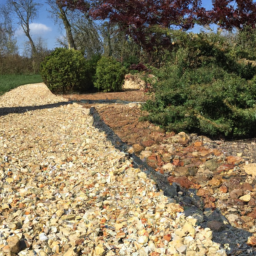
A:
[80, 54, 101, 92]
[94, 56, 126, 92]
[40, 48, 88, 93]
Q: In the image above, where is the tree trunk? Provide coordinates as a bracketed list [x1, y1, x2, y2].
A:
[107, 22, 112, 56]
[58, 5, 76, 50]
[26, 32, 37, 57]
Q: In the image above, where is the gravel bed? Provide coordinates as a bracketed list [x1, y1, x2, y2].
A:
[0, 100, 226, 255]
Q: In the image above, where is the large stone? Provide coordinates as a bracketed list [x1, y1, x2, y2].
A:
[243, 163, 256, 177]
[171, 132, 191, 145]
[230, 189, 244, 199]
[208, 177, 222, 188]
[122, 73, 157, 91]
[239, 194, 251, 202]
[7, 235, 21, 253]
[226, 214, 239, 223]
[207, 220, 225, 232]
[139, 150, 152, 160]
[162, 163, 175, 172]
[122, 74, 146, 90]
[94, 245, 105, 256]
[204, 159, 219, 172]
[173, 167, 189, 177]
[132, 144, 144, 153]
[173, 177, 193, 189]
[226, 156, 244, 165]
[141, 140, 155, 148]
[247, 236, 256, 246]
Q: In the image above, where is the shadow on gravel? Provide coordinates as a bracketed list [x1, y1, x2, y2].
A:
[0, 101, 71, 117]
[71, 99, 146, 105]
[89, 107, 254, 256]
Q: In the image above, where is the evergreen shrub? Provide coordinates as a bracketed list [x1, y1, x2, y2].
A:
[140, 28, 256, 138]
[76, 53, 101, 92]
[142, 63, 256, 139]
[123, 55, 139, 69]
[40, 48, 88, 93]
[94, 56, 126, 92]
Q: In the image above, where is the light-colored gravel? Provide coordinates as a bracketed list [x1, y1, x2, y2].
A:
[0, 83, 68, 108]
[0, 84, 227, 255]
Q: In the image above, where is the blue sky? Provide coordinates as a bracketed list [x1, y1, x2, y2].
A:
[0, 0, 225, 55]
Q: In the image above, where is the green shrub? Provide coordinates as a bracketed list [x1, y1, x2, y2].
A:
[142, 63, 256, 139]
[123, 55, 139, 69]
[94, 56, 127, 92]
[40, 48, 88, 93]
[75, 53, 101, 92]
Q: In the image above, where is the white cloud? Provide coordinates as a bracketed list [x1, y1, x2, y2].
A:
[15, 23, 51, 36]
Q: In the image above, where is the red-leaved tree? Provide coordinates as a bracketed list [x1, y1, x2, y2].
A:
[207, 0, 256, 30]
[57, 0, 204, 52]
[57, 0, 256, 55]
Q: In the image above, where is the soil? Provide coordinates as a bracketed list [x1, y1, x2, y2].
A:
[61, 90, 154, 105]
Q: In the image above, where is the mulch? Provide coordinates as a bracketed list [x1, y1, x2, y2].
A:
[61, 90, 154, 103]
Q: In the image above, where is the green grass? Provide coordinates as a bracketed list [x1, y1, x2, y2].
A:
[0, 74, 43, 96]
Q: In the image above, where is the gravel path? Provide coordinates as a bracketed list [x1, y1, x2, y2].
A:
[0, 100, 227, 255]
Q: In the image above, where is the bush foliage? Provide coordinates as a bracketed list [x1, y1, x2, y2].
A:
[40, 48, 88, 94]
[142, 29, 256, 139]
[77, 53, 101, 92]
[94, 56, 126, 92]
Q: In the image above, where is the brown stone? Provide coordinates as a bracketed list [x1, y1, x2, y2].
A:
[173, 177, 193, 189]
[132, 144, 144, 153]
[141, 140, 155, 148]
[166, 131, 175, 138]
[172, 159, 180, 166]
[199, 150, 211, 157]
[230, 189, 244, 199]
[208, 177, 222, 188]
[242, 183, 253, 191]
[163, 234, 172, 242]
[147, 155, 157, 168]
[247, 236, 256, 246]
[247, 208, 256, 219]
[150, 252, 160, 256]
[219, 185, 228, 193]
[197, 188, 213, 197]
[217, 164, 235, 174]
[75, 239, 84, 246]
[150, 132, 165, 142]
[226, 156, 244, 165]
[249, 198, 256, 206]
[227, 198, 245, 206]
[224, 177, 242, 190]
[212, 149, 222, 156]
[173, 167, 189, 177]
[241, 216, 253, 223]
[194, 141, 203, 147]
[162, 153, 171, 163]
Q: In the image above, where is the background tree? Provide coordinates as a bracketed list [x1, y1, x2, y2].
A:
[8, 0, 42, 57]
[208, 0, 256, 31]
[46, 0, 77, 49]
[0, 2, 18, 56]
[71, 14, 102, 58]
[58, 0, 203, 52]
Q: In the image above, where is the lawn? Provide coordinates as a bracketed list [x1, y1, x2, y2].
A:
[0, 74, 43, 96]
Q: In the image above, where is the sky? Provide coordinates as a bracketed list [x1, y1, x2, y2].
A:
[0, 0, 232, 55]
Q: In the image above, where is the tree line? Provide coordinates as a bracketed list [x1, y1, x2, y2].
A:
[1, 0, 256, 73]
